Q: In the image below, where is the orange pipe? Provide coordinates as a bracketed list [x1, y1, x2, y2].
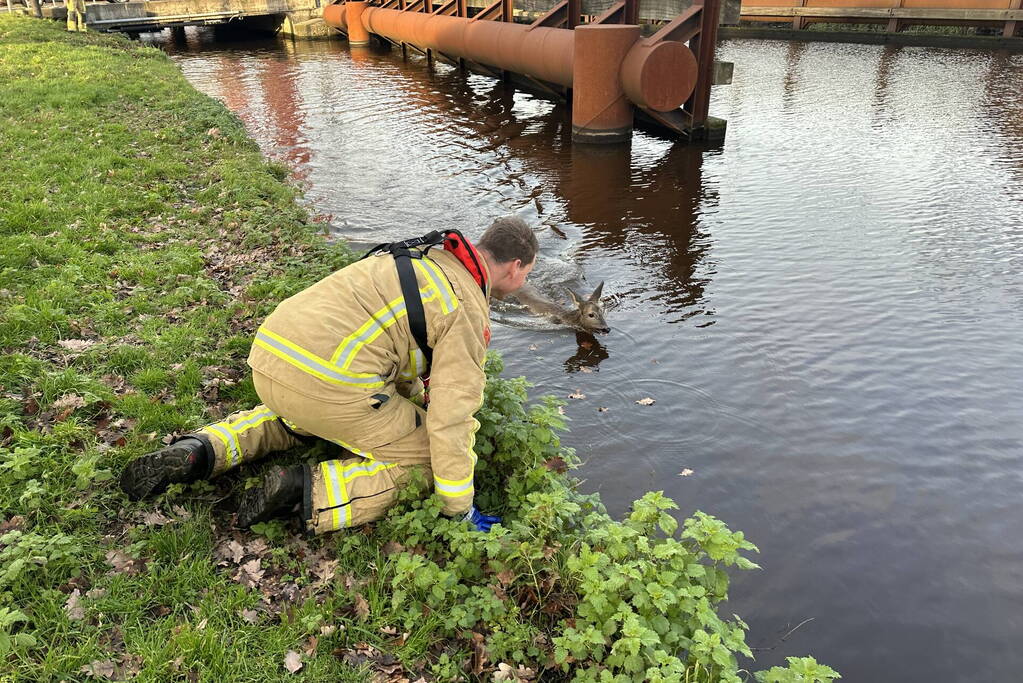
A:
[571, 25, 639, 143]
[345, 1, 371, 46]
[322, 3, 701, 143]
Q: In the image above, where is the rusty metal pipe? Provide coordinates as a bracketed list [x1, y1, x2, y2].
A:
[572, 25, 639, 143]
[346, 1, 372, 46]
[357, 7, 575, 86]
[323, 3, 701, 143]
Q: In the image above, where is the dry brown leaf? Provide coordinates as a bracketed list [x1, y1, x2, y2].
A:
[0, 515, 25, 533]
[80, 660, 118, 679]
[470, 632, 489, 675]
[237, 559, 264, 588]
[284, 650, 303, 674]
[635, 397, 656, 406]
[543, 457, 567, 474]
[567, 391, 586, 400]
[57, 339, 96, 353]
[381, 540, 405, 556]
[65, 589, 85, 621]
[379, 625, 398, 636]
[52, 394, 86, 412]
[141, 511, 173, 527]
[354, 593, 370, 620]
[303, 635, 318, 656]
[679, 468, 694, 477]
[493, 662, 537, 681]
[240, 609, 259, 624]
[105, 549, 144, 575]
[171, 504, 192, 520]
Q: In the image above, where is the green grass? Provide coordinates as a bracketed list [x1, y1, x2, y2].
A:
[0, 14, 371, 681]
[0, 16, 837, 682]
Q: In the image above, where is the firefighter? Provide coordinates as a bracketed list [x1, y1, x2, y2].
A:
[120, 217, 538, 534]
[65, 0, 87, 32]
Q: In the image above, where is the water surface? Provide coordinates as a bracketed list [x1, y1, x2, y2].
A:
[145, 28, 1023, 681]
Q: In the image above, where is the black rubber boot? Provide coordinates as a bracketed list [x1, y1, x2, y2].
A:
[236, 465, 305, 528]
[119, 436, 211, 501]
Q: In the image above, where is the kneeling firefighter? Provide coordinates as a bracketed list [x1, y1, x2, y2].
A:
[120, 217, 537, 533]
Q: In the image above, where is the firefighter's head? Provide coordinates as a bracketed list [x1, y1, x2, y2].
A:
[478, 216, 538, 298]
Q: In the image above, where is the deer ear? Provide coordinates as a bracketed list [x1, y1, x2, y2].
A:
[567, 289, 583, 307]
[589, 281, 604, 303]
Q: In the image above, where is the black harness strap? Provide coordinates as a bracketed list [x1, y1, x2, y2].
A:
[393, 248, 433, 368]
[361, 231, 447, 372]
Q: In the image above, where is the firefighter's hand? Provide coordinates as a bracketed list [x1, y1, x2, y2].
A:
[457, 505, 501, 532]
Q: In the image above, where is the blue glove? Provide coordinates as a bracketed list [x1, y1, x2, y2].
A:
[459, 505, 501, 532]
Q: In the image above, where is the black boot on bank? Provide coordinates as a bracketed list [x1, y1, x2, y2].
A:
[119, 436, 211, 501]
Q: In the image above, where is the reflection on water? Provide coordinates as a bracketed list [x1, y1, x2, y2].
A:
[144, 27, 1023, 682]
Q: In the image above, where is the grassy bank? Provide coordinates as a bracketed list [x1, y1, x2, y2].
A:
[0, 16, 836, 682]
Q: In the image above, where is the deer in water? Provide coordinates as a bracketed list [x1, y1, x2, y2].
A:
[510, 281, 610, 333]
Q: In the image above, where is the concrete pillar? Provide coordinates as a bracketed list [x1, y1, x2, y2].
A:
[345, 1, 371, 46]
[571, 24, 639, 144]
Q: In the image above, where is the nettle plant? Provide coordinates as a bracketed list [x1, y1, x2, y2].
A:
[358, 354, 838, 682]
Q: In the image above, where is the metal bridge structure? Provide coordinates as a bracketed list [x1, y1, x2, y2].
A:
[323, 0, 736, 144]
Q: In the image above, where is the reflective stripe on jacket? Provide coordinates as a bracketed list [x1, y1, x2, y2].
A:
[247, 248, 491, 515]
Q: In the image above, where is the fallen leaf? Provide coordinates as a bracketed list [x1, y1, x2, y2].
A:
[679, 468, 694, 477]
[284, 650, 303, 674]
[171, 504, 192, 520]
[493, 662, 537, 681]
[52, 394, 86, 412]
[85, 587, 108, 600]
[635, 397, 656, 406]
[80, 660, 117, 679]
[379, 626, 398, 636]
[141, 511, 173, 527]
[121, 655, 143, 678]
[57, 339, 96, 353]
[303, 635, 318, 656]
[353, 593, 370, 621]
[106, 549, 144, 575]
[543, 457, 567, 474]
[567, 391, 586, 400]
[196, 618, 208, 631]
[237, 559, 264, 588]
[470, 631, 489, 675]
[240, 609, 259, 624]
[320, 624, 338, 637]
[0, 515, 25, 533]
[65, 589, 85, 621]
[381, 540, 405, 556]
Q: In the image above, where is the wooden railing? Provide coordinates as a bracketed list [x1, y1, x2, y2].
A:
[739, 0, 1022, 37]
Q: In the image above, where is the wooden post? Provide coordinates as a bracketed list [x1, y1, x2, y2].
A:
[1006, 0, 1021, 37]
[28, 0, 42, 17]
[887, 0, 904, 33]
[793, 0, 807, 29]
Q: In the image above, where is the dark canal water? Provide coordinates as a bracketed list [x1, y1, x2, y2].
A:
[144, 28, 1023, 681]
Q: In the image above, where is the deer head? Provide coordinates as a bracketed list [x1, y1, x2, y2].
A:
[567, 281, 609, 334]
